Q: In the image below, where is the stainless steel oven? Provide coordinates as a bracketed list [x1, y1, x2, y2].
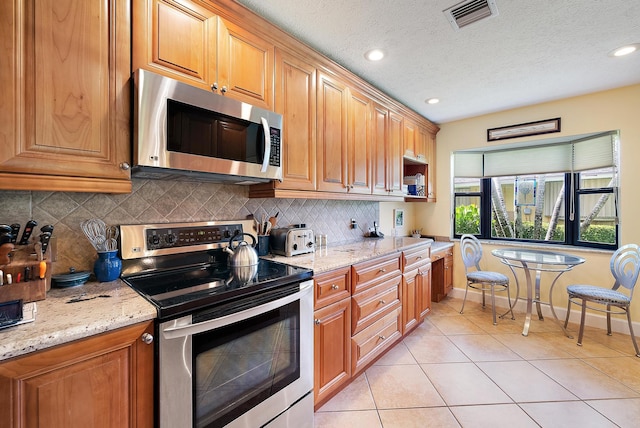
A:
[120, 221, 314, 428]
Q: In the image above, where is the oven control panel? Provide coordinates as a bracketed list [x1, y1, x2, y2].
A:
[145, 224, 243, 250]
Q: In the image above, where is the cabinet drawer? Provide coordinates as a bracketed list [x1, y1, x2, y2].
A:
[351, 308, 401, 376]
[352, 253, 401, 294]
[352, 277, 401, 334]
[403, 245, 430, 272]
[314, 267, 351, 310]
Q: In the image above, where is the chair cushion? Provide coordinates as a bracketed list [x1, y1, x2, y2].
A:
[567, 285, 631, 306]
[467, 271, 509, 284]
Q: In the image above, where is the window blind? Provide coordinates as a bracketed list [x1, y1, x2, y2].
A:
[453, 131, 618, 177]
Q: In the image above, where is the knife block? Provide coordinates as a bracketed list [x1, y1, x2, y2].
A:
[0, 244, 51, 304]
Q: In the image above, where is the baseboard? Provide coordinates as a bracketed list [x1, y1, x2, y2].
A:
[448, 287, 639, 336]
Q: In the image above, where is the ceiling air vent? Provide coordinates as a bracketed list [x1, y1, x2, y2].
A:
[443, 0, 499, 30]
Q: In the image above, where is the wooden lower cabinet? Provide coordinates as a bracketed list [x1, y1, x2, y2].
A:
[351, 308, 402, 376]
[431, 246, 454, 302]
[402, 268, 420, 334]
[418, 262, 433, 320]
[314, 297, 351, 406]
[0, 321, 154, 428]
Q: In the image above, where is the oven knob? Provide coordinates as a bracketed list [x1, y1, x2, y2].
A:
[141, 333, 154, 345]
[165, 234, 176, 245]
[149, 235, 160, 247]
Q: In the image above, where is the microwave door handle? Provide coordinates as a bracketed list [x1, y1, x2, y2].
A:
[260, 117, 271, 172]
[162, 281, 313, 339]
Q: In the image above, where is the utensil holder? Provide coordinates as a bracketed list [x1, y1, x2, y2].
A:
[257, 235, 270, 256]
[94, 250, 122, 282]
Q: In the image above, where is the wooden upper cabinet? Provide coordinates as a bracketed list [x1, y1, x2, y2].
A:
[273, 48, 316, 191]
[426, 131, 437, 201]
[347, 88, 372, 194]
[133, 0, 274, 109]
[372, 104, 403, 196]
[317, 71, 349, 193]
[388, 112, 405, 195]
[133, 0, 218, 88]
[0, 0, 131, 193]
[403, 119, 417, 158]
[218, 19, 274, 109]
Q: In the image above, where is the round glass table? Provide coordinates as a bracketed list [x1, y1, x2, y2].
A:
[491, 248, 586, 336]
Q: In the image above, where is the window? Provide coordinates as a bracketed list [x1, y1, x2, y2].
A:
[452, 132, 619, 249]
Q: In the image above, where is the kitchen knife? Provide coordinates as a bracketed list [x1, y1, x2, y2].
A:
[18, 220, 37, 245]
[39, 232, 52, 255]
[10, 224, 20, 243]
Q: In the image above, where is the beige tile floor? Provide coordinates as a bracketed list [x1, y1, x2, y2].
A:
[314, 296, 640, 427]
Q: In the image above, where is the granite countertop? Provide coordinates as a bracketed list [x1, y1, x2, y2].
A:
[430, 241, 455, 253]
[0, 279, 156, 362]
[266, 236, 433, 273]
[0, 236, 435, 362]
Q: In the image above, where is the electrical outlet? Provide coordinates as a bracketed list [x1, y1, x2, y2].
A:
[350, 218, 357, 229]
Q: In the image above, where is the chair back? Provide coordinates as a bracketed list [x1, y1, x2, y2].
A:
[611, 244, 640, 298]
[460, 234, 483, 273]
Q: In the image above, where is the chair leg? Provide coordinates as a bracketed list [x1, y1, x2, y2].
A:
[577, 299, 587, 346]
[564, 298, 572, 329]
[490, 285, 497, 325]
[460, 282, 470, 314]
[505, 284, 515, 320]
[481, 288, 486, 309]
[625, 309, 640, 357]
[606, 304, 612, 336]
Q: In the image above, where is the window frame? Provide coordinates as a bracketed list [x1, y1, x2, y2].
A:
[453, 172, 618, 250]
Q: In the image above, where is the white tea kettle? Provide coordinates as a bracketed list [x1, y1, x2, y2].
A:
[224, 233, 259, 267]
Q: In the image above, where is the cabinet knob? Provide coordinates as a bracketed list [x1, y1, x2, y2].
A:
[221, 86, 228, 93]
[379, 299, 386, 305]
[331, 284, 339, 290]
[378, 268, 386, 273]
[141, 333, 154, 345]
[211, 82, 218, 92]
[417, 255, 423, 259]
[314, 319, 321, 325]
[120, 162, 130, 170]
[378, 335, 386, 340]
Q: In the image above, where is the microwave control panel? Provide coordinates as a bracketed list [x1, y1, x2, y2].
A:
[269, 128, 281, 167]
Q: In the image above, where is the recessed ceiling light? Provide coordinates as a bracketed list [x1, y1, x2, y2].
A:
[609, 43, 640, 57]
[426, 98, 440, 105]
[365, 49, 384, 61]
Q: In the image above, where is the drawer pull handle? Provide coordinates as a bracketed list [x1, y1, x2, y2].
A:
[378, 268, 386, 273]
[379, 335, 386, 340]
[331, 284, 339, 290]
[417, 255, 423, 259]
[315, 319, 321, 325]
[379, 299, 386, 305]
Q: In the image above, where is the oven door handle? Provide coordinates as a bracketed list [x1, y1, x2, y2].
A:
[162, 280, 313, 339]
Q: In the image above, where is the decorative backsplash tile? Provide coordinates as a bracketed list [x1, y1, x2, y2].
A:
[0, 179, 378, 274]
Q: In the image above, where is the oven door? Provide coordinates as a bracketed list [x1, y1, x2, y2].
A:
[158, 280, 313, 428]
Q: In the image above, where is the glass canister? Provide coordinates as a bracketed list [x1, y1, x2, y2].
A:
[93, 250, 122, 282]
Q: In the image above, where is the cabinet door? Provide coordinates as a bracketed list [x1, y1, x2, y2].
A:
[372, 103, 389, 195]
[133, 0, 218, 91]
[418, 262, 432, 320]
[314, 298, 351, 406]
[403, 118, 417, 158]
[347, 88, 372, 194]
[388, 112, 404, 195]
[0, 0, 131, 193]
[317, 72, 348, 193]
[218, 19, 274, 109]
[416, 126, 428, 163]
[0, 321, 154, 428]
[402, 270, 420, 334]
[444, 252, 453, 294]
[273, 48, 316, 191]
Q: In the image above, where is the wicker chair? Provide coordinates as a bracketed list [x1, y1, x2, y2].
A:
[564, 244, 640, 357]
[459, 234, 514, 325]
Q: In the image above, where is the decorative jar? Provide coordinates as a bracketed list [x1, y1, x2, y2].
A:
[93, 250, 122, 282]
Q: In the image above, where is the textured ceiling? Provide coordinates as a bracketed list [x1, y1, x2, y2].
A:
[235, 0, 640, 124]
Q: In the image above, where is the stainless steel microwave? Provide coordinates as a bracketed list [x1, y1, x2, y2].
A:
[132, 69, 282, 184]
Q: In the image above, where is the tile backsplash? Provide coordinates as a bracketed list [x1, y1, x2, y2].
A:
[0, 179, 379, 274]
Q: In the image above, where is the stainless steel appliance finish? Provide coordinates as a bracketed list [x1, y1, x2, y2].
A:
[132, 69, 283, 184]
[270, 227, 315, 257]
[120, 221, 314, 427]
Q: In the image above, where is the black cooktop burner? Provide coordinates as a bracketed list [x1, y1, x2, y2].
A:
[123, 257, 312, 320]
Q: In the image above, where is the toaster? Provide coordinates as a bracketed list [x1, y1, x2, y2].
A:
[270, 227, 315, 257]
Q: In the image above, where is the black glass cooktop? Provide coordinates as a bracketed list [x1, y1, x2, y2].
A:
[123, 257, 312, 320]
